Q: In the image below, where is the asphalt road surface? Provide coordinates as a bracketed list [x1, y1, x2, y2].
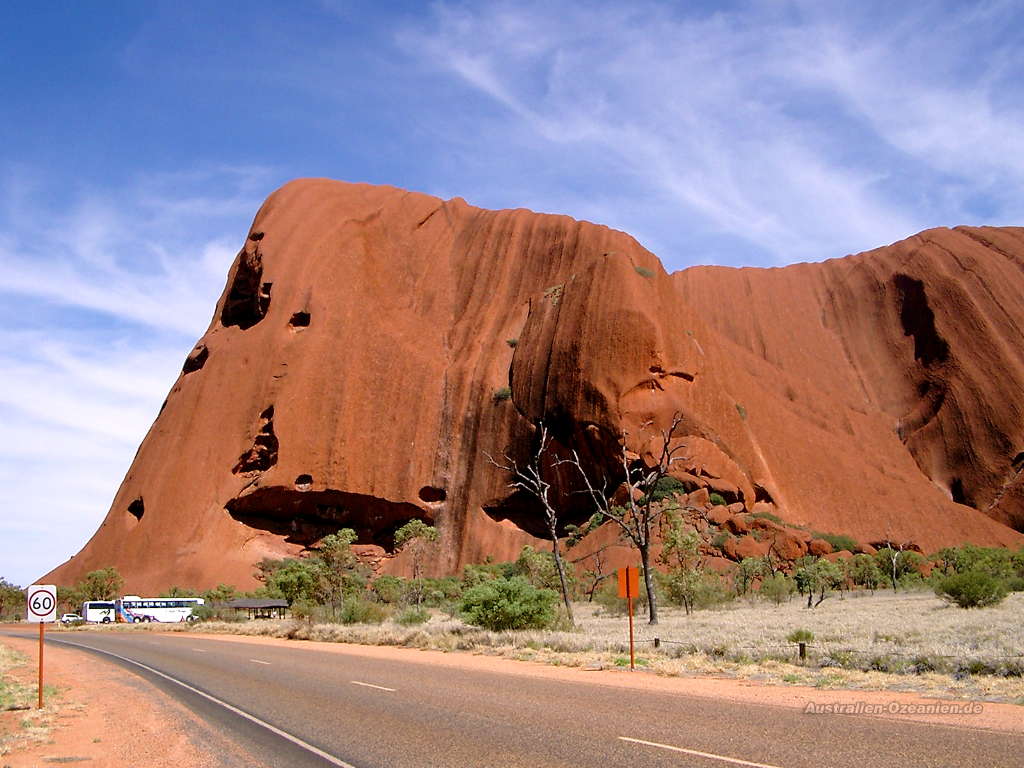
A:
[4, 629, 1019, 768]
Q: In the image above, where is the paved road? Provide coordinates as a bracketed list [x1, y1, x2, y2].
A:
[4, 629, 1019, 768]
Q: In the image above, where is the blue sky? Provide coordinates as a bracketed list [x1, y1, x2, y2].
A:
[2, 0, 1022, 587]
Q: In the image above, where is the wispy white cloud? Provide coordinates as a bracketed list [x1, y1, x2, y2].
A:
[398, 0, 1024, 265]
[0, 166, 268, 585]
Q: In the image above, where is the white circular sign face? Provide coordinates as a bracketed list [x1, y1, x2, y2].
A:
[26, 584, 57, 623]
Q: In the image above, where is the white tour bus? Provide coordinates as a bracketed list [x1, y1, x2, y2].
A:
[81, 600, 116, 623]
[115, 596, 204, 623]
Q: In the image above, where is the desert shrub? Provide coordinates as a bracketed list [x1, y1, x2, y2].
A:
[711, 532, 730, 550]
[659, 569, 731, 614]
[505, 338, 518, 348]
[734, 557, 764, 596]
[462, 560, 516, 587]
[817, 532, 858, 553]
[786, 628, 815, 644]
[492, 386, 513, 403]
[594, 578, 650, 616]
[1005, 576, 1024, 592]
[340, 597, 388, 624]
[394, 606, 430, 625]
[460, 576, 557, 630]
[512, 546, 571, 592]
[735, 403, 747, 420]
[896, 571, 927, 591]
[751, 510, 783, 524]
[649, 476, 687, 502]
[708, 492, 727, 507]
[290, 599, 317, 622]
[759, 573, 795, 604]
[847, 554, 883, 591]
[634, 265, 654, 278]
[371, 575, 404, 604]
[935, 570, 1009, 608]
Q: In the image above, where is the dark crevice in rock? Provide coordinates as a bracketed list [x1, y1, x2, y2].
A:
[893, 274, 949, 367]
[295, 474, 313, 490]
[233, 406, 279, 474]
[950, 477, 974, 507]
[418, 485, 446, 503]
[289, 311, 311, 328]
[182, 344, 209, 374]
[225, 487, 432, 550]
[128, 498, 145, 521]
[1012, 452, 1024, 472]
[753, 483, 774, 504]
[221, 242, 272, 329]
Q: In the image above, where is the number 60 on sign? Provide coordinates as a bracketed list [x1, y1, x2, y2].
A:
[26, 584, 57, 623]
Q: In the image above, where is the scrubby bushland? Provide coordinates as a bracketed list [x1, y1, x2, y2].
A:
[935, 570, 1009, 608]
[460, 576, 557, 630]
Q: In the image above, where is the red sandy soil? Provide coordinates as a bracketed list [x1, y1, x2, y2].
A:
[0, 636, 259, 768]
[43, 180, 1024, 592]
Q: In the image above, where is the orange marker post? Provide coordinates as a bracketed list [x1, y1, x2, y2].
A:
[617, 566, 639, 671]
[38, 621, 44, 709]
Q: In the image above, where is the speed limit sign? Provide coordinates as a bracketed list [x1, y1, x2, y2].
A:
[26, 584, 57, 623]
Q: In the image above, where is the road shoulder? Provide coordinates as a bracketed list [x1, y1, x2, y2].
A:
[0, 636, 261, 768]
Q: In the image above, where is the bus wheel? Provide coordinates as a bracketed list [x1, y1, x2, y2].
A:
[102, 617, 111, 624]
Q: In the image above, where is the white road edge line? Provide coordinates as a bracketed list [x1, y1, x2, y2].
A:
[619, 737, 784, 768]
[191, 648, 207, 653]
[50, 639, 356, 768]
[249, 659, 271, 665]
[350, 680, 396, 692]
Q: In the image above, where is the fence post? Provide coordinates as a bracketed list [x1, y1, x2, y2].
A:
[798, 642, 807, 661]
[654, 637, 661, 649]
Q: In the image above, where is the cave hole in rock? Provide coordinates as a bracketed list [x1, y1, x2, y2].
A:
[249, 231, 264, 241]
[226, 487, 433, 550]
[221, 245, 271, 329]
[128, 498, 145, 521]
[233, 406, 279, 474]
[1012, 452, 1024, 472]
[484, 488, 595, 539]
[295, 474, 313, 490]
[182, 344, 209, 374]
[893, 274, 949, 367]
[289, 311, 311, 328]
[950, 477, 973, 507]
[418, 486, 446, 503]
[753, 483, 774, 504]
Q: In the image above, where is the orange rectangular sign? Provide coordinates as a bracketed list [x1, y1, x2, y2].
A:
[617, 566, 639, 599]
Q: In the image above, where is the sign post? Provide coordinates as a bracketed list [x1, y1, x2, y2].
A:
[617, 566, 639, 671]
[26, 585, 57, 709]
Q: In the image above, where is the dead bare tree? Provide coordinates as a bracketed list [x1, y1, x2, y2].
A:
[563, 413, 688, 625]
[570, 546, 615, 602]
[486, 422, 575, 625]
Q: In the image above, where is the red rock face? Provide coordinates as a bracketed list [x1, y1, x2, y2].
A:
[44, 180, 1024, 592]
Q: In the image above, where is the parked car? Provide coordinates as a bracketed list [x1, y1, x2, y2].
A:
[60, 613, 83, 624]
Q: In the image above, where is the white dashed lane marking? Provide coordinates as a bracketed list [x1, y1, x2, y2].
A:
[619, 737, 784, 768]
[350, 680, 396, 692]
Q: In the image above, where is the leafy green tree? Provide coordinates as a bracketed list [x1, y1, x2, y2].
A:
[847, 553, 883, 592]
[371, 574, 405, 604]
[734, 557, 764, 597]
[394, 520, 438, 580]
[513, 545, 573, 593]
[162, 585, 200, 598]
[874, 546, 923, 590]
[758, 572, 795, 605]
[0, 578, 24, 620]
[314, 529, 367, 616]
[794, 557, 843, 608]
[261, 559, 319, 606]
[201, 584, 240, 605]
[460, 576, 557, 631]
[79, 567, 124, 601]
